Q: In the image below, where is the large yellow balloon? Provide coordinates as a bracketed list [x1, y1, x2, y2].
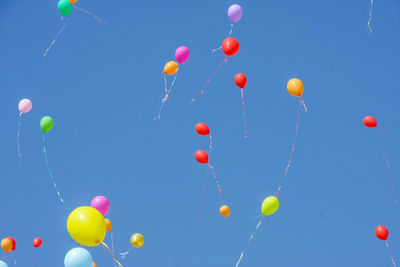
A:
[219, 205, 230, 217]
[163, 61, 179, 75]
[130, 233, 144, 248]
[1, 238, 12, 253]
[287, 78, 304, 97]
[261, 196, 279, 216]
[67, 206, 106, 246]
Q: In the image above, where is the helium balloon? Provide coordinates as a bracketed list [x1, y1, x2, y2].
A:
[67, 206, 106, 247]
[64, 247, 93, 267]
[175, 46, 190, 64]
[228, 4, 243, 23]
[93, 263, 97, 267]
[57, 0, 72, 17]
[195, 150, 209, 164]
[220, 205, 230, 217]
[6, 237, 16, 251]
[195, 123, 210, 136]
[69, 0, 78, 4]
[1, 239, 12, 253]
[0, 260, 8, 267]
[222, 37, 239, 57]
[33, 238, 42, 248]
[363, 116, 377, 128]
[105, 218, 112, 232]
[91, 196, 110, 216]
[163, 61, 179, 75]
[287, 78, 304, 97]
[130, 233, 145, 248]
[40, 116, 54, 133]
[234, 73, 247, 89]
[261, 196, 279, 215]
[18, 99, 32, 114]
[375, 225, 389, 240]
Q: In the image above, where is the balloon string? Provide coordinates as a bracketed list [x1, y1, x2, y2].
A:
[386, 241, 397, 267]
[235, 217, 263, 267]
[228, 23, 234, 37]
[154, 72, 178, 120]
[208, 163, 223, 197]
[240, 88, 248, 138]
[111, 232, 116, 267]
[42, 134, 69, 210]
[73, 5, 106, 24]
[199, 171, 209, 222]
[35, 248, 37, 267]
[101, 242, 123, 267]
[119, 247, 132, 259]
[43, 18, 67, 57]
[190, 57, 228, 104]
[368, 0, 374, 33]
[17, 113, 22, 158]
[208, 134, 213, 158]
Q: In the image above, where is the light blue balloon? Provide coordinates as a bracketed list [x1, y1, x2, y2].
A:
[0, 260, 8, 267]
[64, 247, 92, 267]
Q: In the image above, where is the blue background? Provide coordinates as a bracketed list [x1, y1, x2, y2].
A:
[1, 0, 400, 266]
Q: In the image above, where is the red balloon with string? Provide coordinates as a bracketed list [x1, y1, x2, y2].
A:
[222, 37, 240, 57]
[375, 225, 389, 240]
[234, 73, 247, 89]
[33, 237, 42, 248]
[195, 150, 209, 164]
[195, 123, 210, 136]
[363, 116, 377, 128]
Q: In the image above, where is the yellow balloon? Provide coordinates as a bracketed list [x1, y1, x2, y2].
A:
[130, 233, 144, 248]
[261, 196, 279, 216]
[163, 61, 179, 75]
[67, 206, 106, 246]
[219, 205, 230, 217]
[1, 238, 12, 253]
[287, 78, 304, 97]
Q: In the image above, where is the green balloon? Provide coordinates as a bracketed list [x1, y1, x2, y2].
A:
[261, 196, 279, 216]
[41, 116, 54, 133]
[57, 0, 72, 17]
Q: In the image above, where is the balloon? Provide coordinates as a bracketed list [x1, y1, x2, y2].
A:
[67, 206, 106, 247]
[64, 247, 93, 267]
[363, 116, 377, 128]
[93, 263, 97, 267]
[234, 73, 247, 89]
[18, 99, 32, 114]
[261, 196, 279, 216]
[175, 46, 190, 64]
[220, 205, 230, 217]
[375, 225, 389, 240]
[0, 260, 8, 267]
[105, 218, 112, 231]
[163, 61, 179, 75]
[57, 0, 72, 17]
[228, 4, 243, 23]
[33, 238, 42, 248]
[130, 233, 145, 248]
[91, 196, 110, 216]
[222, 37, 239, 57]
[1, 239, 12, 253]
[6, 237, 16, 251]
[69, 0, 78, 4]
[195, 150, 209, 164]
[195, 123, 210, 136]
[40, 116, 54, 133]
[287, 78, 304, 97]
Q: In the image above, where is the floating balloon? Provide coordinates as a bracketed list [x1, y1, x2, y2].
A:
[105, 218, 112, 232]
[0, 261, 8, 267]
[363, 116, 377, 128]
[92, 263, 97, 267]
[18, 99, 32, 114]
[33, 238, 42, 248]
[67, 206, 106, 247]
[6, 237, 16, 251]
[195, 123, 210, 136]
[261, 196, 279, 216]
[58, 0, 72, 17]
[69, 0, 78, 4]
[375, 225, 389, 240]
[234, 73, 247, 89]
[222, 37, 239, 57]
[220, 205, 230, 217]
[195, 150, 209, 164]
[175, 46, 190, 64]
[91, 196, 110, 216]
[287, 78, 304, 97]
[64, 247, 93, 267]
[130, 233, 144, 248]
[40, 116, 54, 133]
[163, 61, 179, 75]
[228, 4, 243, 23]
[1, 239, 12, 253]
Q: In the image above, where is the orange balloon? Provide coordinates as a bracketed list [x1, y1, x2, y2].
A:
[287, 78, 304, 97]
[105, 218, 112, 231]
[93, 262, 97, 267]
[69, 0, 78, 4]
[220, 205, 230, 217]
[1, 238, 12, 253]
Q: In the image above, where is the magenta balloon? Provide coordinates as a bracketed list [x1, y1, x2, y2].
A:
[90, 196, 110, 216]
[228, 4, 243, 23]
[175, 46, 190, 64]
[18, 99, 32, 114]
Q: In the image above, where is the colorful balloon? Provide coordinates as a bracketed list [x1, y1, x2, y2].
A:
[228, 4, 243, 23]
[220, 205, 230, 217]
[175, 46, 190, 64]
[91, 196, 110, 216]
[92, 263, 97, 267]
[163, 61, 179, 75]
[67, 206, 106, 247]
[6, 237, 16, 251]
[222, 37, 239, 57]
[105, 218, 112, 232]
[195, 123, 210, 136]
[0, 260, 8, 267]
[33, 238, 42, 248]
[261, 196, 279, 216]
[40, 116, 54, 133]
[375, 225, 389, 240]
[18, 99, 32, 114]
[130, 233, 145, 248]
[64, 247, 93, 267]
[1, 239, 12, 253]
[57, 0, 72, 17]
[287, 78, 304, 97]
[363, 116, 377, 128]
[195, 150, 209, 164]
[234, 73, 247, 89]
[69, 0, 78, 4]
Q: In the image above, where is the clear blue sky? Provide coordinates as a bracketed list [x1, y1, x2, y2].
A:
[1, 0, 400, 266]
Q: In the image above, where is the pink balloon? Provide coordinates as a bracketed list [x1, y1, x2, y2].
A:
[175, 46, 190, 64]
[91, 196, 110, 216]
[18, 99, 32, 114]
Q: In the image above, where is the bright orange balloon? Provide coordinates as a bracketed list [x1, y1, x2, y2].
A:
[1, 238, 12, 253]
[105, 218, 112, 231]
[287, 78, 304, 97]
[69, 0, 78, 4]
[220, 205, 230, 217]
[163, 61, 179, 75]
[93, 263, 97, 267]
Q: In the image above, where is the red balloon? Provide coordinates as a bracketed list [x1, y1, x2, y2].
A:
[195, 150, 209, 164]
[363, 116, 377, 128]
[375, 225, 389, 240]
[195, 123, 210, 136]
[33, 238, 42, 248]
[6, 237, 16, 251]
[222, 37, 239, 57]
[234, 73, 247, 89]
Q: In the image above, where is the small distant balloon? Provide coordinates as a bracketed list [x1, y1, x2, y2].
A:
[0, 260, 8, 267]
[69, 0, 78, 4]
[222, 37, 239, 57]
[64, 247, 93, 267]
[40, 116, 54, 133]
[375, 225, 389, 240]
[58, 0, 72, 17]
[363, 116, 377, 128]
[105, 218, 112, 232]
[130, 233, 145, 248]
[228, 4, 243, 23]
[261, 196, 279, 216]
[6, 237, 16, 251]
[18, 99, 32, 114]
[234, 73, 247, 89]
[33, 238, 42, 248]
[92, 263, 97, 267]
[91, 196, 110, 216]
[220, 205, 230, 217]
[164, 61, 179, 75]
[195, 123, 210, 136]
[1, 239, 12, 253]
[287, 78, 304, 97]
[195, 150, 209, 164]
[175, 46, 190, 64]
